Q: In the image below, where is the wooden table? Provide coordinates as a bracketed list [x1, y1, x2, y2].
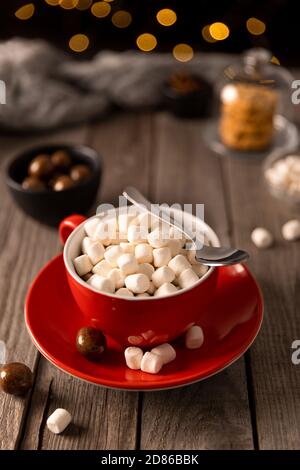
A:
[1, 110, 300, 450]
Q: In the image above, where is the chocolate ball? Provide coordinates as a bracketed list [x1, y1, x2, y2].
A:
[51, 150, 72, 170]
[22, 176, 46, 191]
[52, 175, 74, 192]
[0, 362, 33, 396]
[70, 164, 91, 183]
[76, 327, 106, 361]
[28, 155, 54, 179]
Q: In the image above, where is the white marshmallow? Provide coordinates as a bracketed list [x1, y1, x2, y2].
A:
[282, 219, 300, 241]
[138, 263, 155, 279]
[115, 287, 134, 297]
[87, 274, 114, 293]
[74, 254, 93, 277]
[102, 233, 127, 246]
[178, 268, 199, 289]
[86, 241, 105, 265]
[147, 281, 156, 295]
[107, 268, 125, 289]
[117, 253, 139, 275]
[168, 239, 182, 257]
[82, 236, 94, 255]
[186, 249, 199, 265]
[137, 292, 150, 297]
[94, 218, 118, 242]
[168, 254, 191, 276]
[135, 212, 158, 231]
[118, 213, 136, 233]
[192, 264, 208, 277]
[135, 243, 153, 264]
[127, 225, 148, 244]
[124, 347, 143, 370]
[147, 228, 169, 248]
[169, 226, 186, 246]
[92, 259, 113, 276]
[141, 351, 163, 374]
[185, 325, 204, 349]
[151, 343, 176, 365]
[153, 247, 172, 267]
[84, 218, 99, 238]
[251, 227, 273, 248]
[120, 242, 135, 254]
[125, 273, 150, 294]
[104, 245, 123, 268]
[152, 266, 175, 287]
[154, 282, 177, 297]
[47, 408, 72, 434]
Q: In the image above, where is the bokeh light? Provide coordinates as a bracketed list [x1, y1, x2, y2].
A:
[271, 55, 280, 65]
[91, 1, 111, 18]
[202, 25, 217, 43]
[156, 9, 177, 27]
[76, 0, 92, 10]
[246, 17, 266, 35]
[59, 0, 79, 9]
[45, 0, 60, 5]
[15, 3, 35, 20]
[136, 33, 157, 52]
[173, 44, 194, 62]
[209, 22, 230, 41]
[69, 33, 90, 52]
[112, 11, 132, 29]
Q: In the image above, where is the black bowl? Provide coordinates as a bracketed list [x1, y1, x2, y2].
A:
[6, 144, 102, 226]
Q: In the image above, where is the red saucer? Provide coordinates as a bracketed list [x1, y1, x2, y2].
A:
[25, 255, 263, 391]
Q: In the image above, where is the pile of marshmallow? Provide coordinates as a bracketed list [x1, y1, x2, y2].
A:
[125, 325, 204, 374]
[73, 211, 208, 298]
[265, 154, 300, 197]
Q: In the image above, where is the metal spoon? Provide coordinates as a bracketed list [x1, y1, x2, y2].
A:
[122, 186, 249, 267]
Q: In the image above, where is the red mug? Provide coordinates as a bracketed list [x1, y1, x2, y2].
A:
[59, 208, 219, 348]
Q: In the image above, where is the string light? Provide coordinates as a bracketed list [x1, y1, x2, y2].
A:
[202, 25, 217, 43]
[271, 55, 280, 65]
[173, 44, 194, 62]
[76, 0, 92, 10]
[246, 17, 266, 35]
[112, 11, 132, 29]
[136, 33, 157, 52]
[91, 1, 111, 18]
[15, 3, 35, 20]
[69, 33, 89, 52]
[156, 8, 177, 27]
[59, 0, 79, 9]
[209, 22, 230, 41]
[45, 0, 60, 5]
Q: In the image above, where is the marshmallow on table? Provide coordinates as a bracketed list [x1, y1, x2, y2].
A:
[115, 287, 134, 297]
[120, 242, 135, 254]
[138, 263, 155, 279]
[124, 347, 143, 370]
[87, 274, 114, 293]
[185, 325, 204, 349]
[117, 253, 138, 275]
[141, 351, 163, 374]
[92, 259, 113, 276]
[47, 408, 72, 434]
[135, 243, 153, 264]
[152, 266, 175, 288]
[282, 219, 300, 241]
[153, 247, 172, 268]
[86, 240, 105, 265]
[154, 282, 177, 297]
[84, 218, 99, 238]
[147, 228, 169, 248]
[74, 254, 93, 277]
[82, 236, 94, 255]
[178, 268, 199, 289]
[192, 263, 208, 277]
[251, 227, 273, 248]
[151, 343, 176, 365]
[127, 225, 148, 244]
[125, 273, 150, 294]
[108, 268, 125, 289]
[104, 245, 123, 268]
[168, 254, 191, 276]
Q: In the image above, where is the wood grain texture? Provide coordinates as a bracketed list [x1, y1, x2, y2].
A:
[140, 113, 254, 450]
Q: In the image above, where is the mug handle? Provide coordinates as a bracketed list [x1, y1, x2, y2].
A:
[59, 214, 86, 245]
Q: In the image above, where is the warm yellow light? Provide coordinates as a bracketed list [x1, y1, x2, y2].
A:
[172, 44, 194, 62]
[202, 24, 217, 43]
[104, 0, 114, 2]
[45, 0, 60, 5]
[76, 0, 92, 10]
[69, 34, 89, 52]
[15, 3, 35, 20]
[246, 17, 266, 35]
[112, 11, 132, 29]
[136, 33, 157, 52]
[271, 55, 280, 65]
[209, 22, 230, 41]
[156, 8, 177, 27]
[91, 1, 111, 18]
[59, 0, 79, 9]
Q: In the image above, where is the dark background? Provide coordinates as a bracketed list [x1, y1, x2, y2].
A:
[0, 0, 298, 64]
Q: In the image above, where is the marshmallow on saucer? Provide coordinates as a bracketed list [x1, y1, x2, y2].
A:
[141, 351, 163, 374]
[151, 343, 176, 365]
[185, 325, 204, 349]
[124, 347, 143, 369]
